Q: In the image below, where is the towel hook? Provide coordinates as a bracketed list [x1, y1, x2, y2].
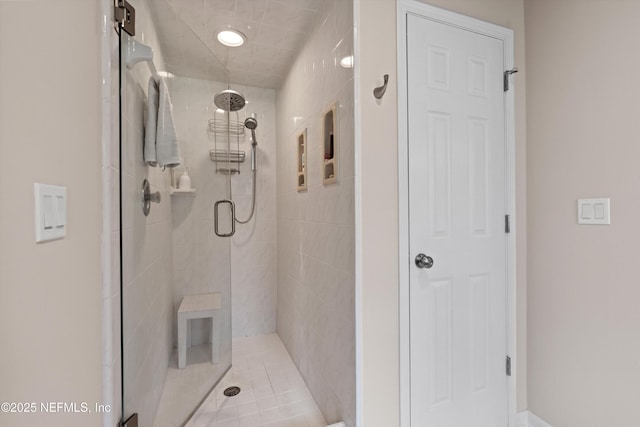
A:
[373, 74, 389, 100]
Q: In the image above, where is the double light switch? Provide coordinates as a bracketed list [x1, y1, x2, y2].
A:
[578, 198, 610, 225]
[34, 183, 67, 242]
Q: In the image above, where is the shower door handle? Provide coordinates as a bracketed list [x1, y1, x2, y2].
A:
[214, 199, 236, 237]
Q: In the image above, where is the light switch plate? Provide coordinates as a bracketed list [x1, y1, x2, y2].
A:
[578, 198, 610, 225]
[34, 183, 67, 242]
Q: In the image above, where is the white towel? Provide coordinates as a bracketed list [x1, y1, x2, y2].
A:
[156, 78, 181, 168]
[144, 77, 159, 166]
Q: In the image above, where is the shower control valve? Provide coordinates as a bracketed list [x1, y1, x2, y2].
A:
[141, 179, 161, 216]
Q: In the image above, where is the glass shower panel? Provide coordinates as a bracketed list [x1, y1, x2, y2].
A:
[118, 1, 232, 426]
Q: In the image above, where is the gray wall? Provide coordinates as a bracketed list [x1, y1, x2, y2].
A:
[0, 1, 104, 426]
[526, 1, 640, 425]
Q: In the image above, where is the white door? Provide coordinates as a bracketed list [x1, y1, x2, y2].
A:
[407, 13, 508, 427]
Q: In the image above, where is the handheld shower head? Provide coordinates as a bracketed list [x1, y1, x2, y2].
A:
[244, 114, 258, 130]
[244, 113, 258, 146]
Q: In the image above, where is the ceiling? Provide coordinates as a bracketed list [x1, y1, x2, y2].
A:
[153, 0, 325, 89]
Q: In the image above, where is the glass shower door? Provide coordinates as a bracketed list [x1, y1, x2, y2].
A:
[117, 1, 233, 426]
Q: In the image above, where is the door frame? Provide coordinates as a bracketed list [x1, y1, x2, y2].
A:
[397, 1, 517, 426]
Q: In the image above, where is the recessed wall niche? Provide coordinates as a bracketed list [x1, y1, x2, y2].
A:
[323, 103, 337, 185]
[297, 128, 307, 192]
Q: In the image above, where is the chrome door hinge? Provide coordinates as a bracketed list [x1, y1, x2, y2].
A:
[505, 215, 511, 234]
[506, 356, 512, 376]
[115, 0, 135, 36]
[504, 67, 519, 91]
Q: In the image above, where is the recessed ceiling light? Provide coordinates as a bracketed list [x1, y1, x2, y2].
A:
[340, 55, 354, 68]
[217, 29, 246, 47]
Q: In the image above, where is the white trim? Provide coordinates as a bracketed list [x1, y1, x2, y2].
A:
[397, 1, 517, 426]
[100, 0, 116, 426]
[517, 411, 554, 427]
[517, 411, 529, 427]
[397, 3, 410, 426]
[529, 411, 554, 427]
[353, 0, 363, 426]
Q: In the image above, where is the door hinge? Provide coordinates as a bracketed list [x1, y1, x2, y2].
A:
[115, 0, 136, 36]
[503, 67, 519, 91]
[505, 214, 511, 234]
[506, 356, 512, 376]
[122, 413, 138, 427]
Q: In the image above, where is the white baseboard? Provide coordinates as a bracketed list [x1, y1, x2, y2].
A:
[517, 411, 529, 427]
[517, 410, 553, 427]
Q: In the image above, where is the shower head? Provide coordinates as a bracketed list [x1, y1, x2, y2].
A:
[244, 114, 258, 130]
[214, 89, 246, 111]
[244, 113, 258, 146]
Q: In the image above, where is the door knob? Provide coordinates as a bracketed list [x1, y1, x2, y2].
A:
[415, 253, 434, 269]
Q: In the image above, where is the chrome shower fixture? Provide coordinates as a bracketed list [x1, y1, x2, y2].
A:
[244, 114, 257, 130]
[235, 112, 259, 225]
[244, 113, 258, 146]
[213, 89, 246, 111]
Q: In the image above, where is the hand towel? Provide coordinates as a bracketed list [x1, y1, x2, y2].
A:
[144, 77, 159, 166]
[156, 77, 181, 168]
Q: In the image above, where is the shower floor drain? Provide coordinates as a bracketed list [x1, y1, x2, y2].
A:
[223, 386, 241, 397]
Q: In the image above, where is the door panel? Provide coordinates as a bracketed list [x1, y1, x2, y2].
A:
[407, 13, 508, 427]
[118, 2, 233, 425]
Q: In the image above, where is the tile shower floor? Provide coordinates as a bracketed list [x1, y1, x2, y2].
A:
[186, 334, 326, 427]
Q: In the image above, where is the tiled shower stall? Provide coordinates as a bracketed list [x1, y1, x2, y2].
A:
[103, 0, 355, 426]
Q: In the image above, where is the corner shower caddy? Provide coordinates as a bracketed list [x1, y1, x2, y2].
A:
[208, 109, 246, 174]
